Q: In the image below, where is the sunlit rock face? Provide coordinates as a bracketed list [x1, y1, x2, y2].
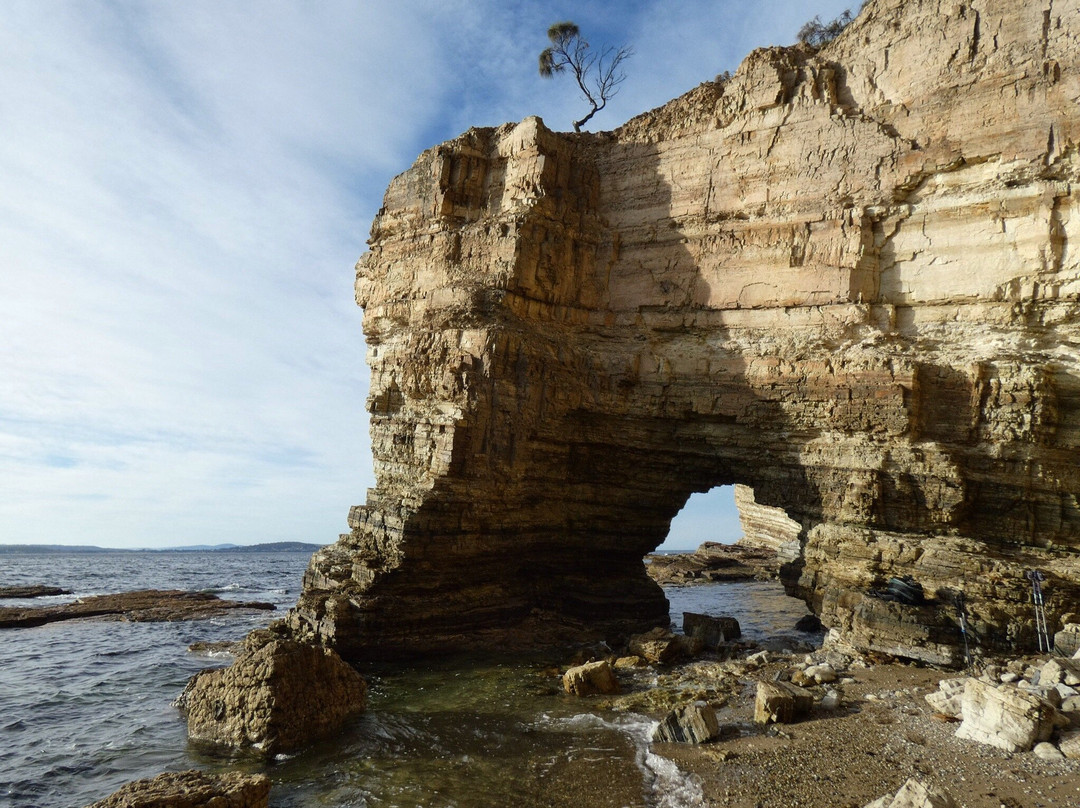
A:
[288, 0, 1080, 662]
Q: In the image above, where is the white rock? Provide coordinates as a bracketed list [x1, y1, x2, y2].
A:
[1000, 672, 1020, 684]
[805, 663, 838, 684]
[1056, 683, 1079, 700]
[746, 650, 769, 666]
[955, 679, 1057, 752]
[820, 689, 841, 711]
[879, 777, 959, 808]
[1059, 729, 1080, 759]
[1033, 741, 1065, 761]
[925, 677, 968, 718]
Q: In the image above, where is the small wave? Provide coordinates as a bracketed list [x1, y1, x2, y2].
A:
[538, 713, 705, 808]
[206, 584, 246, 593]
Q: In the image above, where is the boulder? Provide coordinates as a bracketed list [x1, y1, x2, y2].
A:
[803, 663, 837, 684]
[682, 613, 725, 648]
[563, 660, 620, 696]
[651, 701, 720, 744]
[180, 630, 367, 755]
[627, 627, 702, 664]
[85, 770, 270, 808]
[754, 681, 814, 725]
[820, 689, 841, 711]
[1041, 657, 1080, 687]
[955, 678, 1057, 752]
[795, 614, 823, 633]
[1058, 729, 1080, 759]
[1034, 741, 1065, 760]
[1055, 626, 1080, 658]
[924, 677, 969, 718]
[864, 778, 958, 808]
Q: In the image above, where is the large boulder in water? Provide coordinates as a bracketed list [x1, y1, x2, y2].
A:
[85, 770, 270, 808]
[179, 629, 367, 755]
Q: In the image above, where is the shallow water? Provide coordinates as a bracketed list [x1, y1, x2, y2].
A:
[0, 552, 813, 808]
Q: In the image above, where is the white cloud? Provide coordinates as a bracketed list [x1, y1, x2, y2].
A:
[0, 0, 858, 548]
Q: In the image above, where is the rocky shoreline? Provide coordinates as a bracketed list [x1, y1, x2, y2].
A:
[0, 589, 274, 628]
[646, 542, 780, 586]
[0, 585, 72, 599]
[556, 622, 1080, 808]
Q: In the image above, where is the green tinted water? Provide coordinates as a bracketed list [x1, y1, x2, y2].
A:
[257, 654, 699, 808]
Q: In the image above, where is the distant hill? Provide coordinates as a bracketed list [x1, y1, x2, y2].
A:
[0, 544, 113, 554]
[0, 541, 326, 554]
[206, 542, 325, 553]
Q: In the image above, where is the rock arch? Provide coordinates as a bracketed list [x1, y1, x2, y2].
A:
[286, 0, 1080, 664]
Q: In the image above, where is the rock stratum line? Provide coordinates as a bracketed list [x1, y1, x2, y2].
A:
[286, 0, 1080, 665]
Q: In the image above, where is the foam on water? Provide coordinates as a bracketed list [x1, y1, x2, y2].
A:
[2, 552, 816, 807]
[540, 712, 705, 808]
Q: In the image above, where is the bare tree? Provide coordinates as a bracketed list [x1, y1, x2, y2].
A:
[796, 9, 855, 48]
[538, 21, 632, 133]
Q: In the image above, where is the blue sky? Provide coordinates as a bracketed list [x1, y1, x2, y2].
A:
[0, 0, 854, 549]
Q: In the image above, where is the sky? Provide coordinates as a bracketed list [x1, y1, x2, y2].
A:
[0, 0, 855, 550]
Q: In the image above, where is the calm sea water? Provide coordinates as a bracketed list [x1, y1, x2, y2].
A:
[0, 551, 814, 808]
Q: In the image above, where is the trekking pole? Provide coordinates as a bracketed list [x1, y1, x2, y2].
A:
[1026, 570, 1051, 653]
[956, 591, 972, 668]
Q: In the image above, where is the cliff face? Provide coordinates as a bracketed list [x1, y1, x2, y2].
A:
[289, 0, 1080, 663]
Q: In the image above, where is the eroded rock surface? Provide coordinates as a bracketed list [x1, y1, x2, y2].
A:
[180, 630, 367, 756]
[85, 770, 270, 808]
[284, 0, 1080, 663]
[646, 542, 778, 584]
[0, 590, 273, 629]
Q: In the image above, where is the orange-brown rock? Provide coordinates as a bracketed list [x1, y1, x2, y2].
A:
[84, 770, 269, 808]
[0, 590, 273, 629]
[283, 0, 1080, 665]
[180, 630, 367, 755]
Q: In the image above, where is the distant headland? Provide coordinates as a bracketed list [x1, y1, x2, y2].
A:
[0, 541, 326, 554]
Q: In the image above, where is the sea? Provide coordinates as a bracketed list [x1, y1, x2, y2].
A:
[0, 550, 817, 808]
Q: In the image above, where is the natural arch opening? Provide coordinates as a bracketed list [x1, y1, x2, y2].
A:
[657, 485, 742, 552]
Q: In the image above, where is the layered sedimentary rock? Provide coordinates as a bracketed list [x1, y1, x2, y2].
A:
[180, 630, 367, 755]
[287, 0, 1080, 664]
[85, 771, 270, 808]
[734, 484, 802, 559]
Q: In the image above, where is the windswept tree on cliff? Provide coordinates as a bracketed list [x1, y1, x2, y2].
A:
[538, 21, 632, 133]
[796, 8, 856, 48]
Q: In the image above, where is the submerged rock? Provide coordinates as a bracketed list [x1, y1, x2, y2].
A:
[0, 585, 71, 599]
[85, 770, 269, 808]
[0, 590, 274, 628]
[180, 630, 367, 756]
